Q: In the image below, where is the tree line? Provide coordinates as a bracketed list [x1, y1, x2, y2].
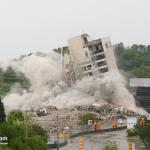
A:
[0, 67, 30, 97]
[0, 96, 48, 150]
[115, 43, 150, 78]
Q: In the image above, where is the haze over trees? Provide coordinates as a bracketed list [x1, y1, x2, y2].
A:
[0, 43, 149, 98]
[0, 66, 30, 96]
[115, 43, 150, 78]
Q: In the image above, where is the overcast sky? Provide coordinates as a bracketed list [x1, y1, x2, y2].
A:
[0, 0, 150, 59]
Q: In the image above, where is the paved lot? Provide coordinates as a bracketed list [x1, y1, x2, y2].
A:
[60, 130, 128, 150]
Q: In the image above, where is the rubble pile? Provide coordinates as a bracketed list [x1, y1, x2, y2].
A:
[30, 103, 138, 134]
[33, 109, 80, 134]
[75, 103, 138, 120]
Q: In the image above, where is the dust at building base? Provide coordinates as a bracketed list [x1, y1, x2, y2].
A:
[2, 33, 148, 116]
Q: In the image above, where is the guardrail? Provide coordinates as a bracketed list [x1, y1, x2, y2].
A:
[48, 140, 68, 149]
[47, 125, 127, 149]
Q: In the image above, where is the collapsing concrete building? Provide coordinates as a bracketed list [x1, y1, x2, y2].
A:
[62, 34, 117, 85]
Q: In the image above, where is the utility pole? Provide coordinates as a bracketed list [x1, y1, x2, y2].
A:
[56, 115, 59, 150]
[60, 47, 63, 69]
[81, 110, 84, 132]
[79, 104, 84, 150]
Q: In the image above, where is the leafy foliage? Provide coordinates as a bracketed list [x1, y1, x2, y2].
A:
[135, 123, 150, 149]
[127, 118, 150, 149]
[0, 96, 6, 123]
[0, 110, 48, 150]
[7, 110, 26, 124]
[115, 43, 150, 78]
[80, 113, 97, 124]
[102, 141, 118, 150]
[0, 145, 11, 150]
[126, 128, 137, 137]
[130, 66, 150, 78]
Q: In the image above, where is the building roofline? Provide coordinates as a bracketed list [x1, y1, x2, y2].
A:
[130, 78, 150, 87]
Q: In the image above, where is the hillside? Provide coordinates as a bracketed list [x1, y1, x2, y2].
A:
[115, 43, 150, 78]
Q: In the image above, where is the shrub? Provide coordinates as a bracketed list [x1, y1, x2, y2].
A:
[80, 113, 98, 124]
[102, 141, 118, 150]
[126, 129, 137, 137]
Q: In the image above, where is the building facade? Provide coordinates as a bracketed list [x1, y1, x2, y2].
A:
[62, 34, 117, 84]
[130, 78, 150, 112]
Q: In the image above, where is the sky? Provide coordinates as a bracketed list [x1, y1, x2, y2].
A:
[0, 0, 150, 59]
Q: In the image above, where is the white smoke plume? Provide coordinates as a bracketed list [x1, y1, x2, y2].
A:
[2, 51, 148, 115]
[2, 52, 94, 111]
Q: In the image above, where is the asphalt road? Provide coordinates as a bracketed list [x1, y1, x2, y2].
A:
[60, 130, 128, 150]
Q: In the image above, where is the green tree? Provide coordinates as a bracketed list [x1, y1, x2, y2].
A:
[135, 123, 150, 149]
[0, 67, 31, 96]
[102, 141, 118, 150]
[80, 113, 97, 124]
[0, 145, 11, 150]
[126, 118, 150, 149]
[129, 66, 150, 78]
[147, 45, 150, 53]
[7, 110, 25, 124]
[115, 43, 150, 78]
[126, 128, 137, 137]
[18, 72, 31, 90]
[0, 110, 48, 150]
[32, 124, 48, 138]
[0, 96, 6, 123]
[2, 67, 18, 84]
[131, 44, 139, 51]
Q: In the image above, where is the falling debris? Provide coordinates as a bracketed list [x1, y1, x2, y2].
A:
[1, 34, 148, 117]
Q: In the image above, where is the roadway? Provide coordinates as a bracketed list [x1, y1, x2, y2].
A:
[60, 130, 128, 150]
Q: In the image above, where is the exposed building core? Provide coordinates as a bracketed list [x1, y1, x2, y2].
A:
[130, 78, 150, 112]
[62, 34, 117, 84]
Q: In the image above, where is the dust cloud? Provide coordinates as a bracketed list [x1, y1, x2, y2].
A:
[2, 51, 148, 115]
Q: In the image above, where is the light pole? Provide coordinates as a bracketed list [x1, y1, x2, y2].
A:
[80, 110, 83, 132]
[80, 111, 84, 150]
[56, 115, 59, 150]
